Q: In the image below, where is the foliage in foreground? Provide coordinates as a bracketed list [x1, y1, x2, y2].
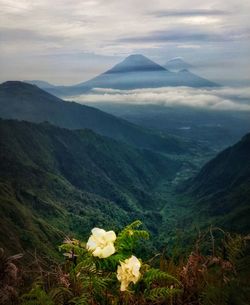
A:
[1, 221, 250, 305]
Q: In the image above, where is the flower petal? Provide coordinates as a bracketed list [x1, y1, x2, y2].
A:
[91, 228, 106, 238]
[105, 231, 116, 242]
[99, 243, 115, 258]
[117, 255, 141, 291]
[86, 236, 97, 251]
[92, 247, 102, 257]
[120, 281, 128, 291]
[86, 228, 116, 258]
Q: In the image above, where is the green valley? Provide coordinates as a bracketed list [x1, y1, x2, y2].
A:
[0, 119, 181, 256]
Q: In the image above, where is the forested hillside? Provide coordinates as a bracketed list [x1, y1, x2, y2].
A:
[0, 119, 180, 256]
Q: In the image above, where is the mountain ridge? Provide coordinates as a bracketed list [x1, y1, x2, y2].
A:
[0, 81, 189, 155]
[24, 80, 56, 89]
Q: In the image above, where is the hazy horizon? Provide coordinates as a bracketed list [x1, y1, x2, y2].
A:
[1, 0, 250, 86]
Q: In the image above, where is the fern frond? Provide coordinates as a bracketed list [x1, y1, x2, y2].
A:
[69, 295, 89, 305]
[74, 261, 99, 276]
[21, 285, 54, 305]
[59, 242, 87, 257]
[49, 287, 73, 305]
[145, 287, 181, 301]
[144, 268, 180, 287]
[116, 220, 149, 253]
[92, 275, 111, 292]
[95, 252, 128, 271]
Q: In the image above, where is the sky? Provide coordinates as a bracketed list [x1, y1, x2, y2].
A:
[0, 0, 250, 85]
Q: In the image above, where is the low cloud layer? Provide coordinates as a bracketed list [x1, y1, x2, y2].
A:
[69, 86, 250, 111]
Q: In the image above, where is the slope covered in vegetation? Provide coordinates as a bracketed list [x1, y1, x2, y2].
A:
[181, 133, 250, 233]
[0, 119, 180, 256]
[1, 221, 250, 305]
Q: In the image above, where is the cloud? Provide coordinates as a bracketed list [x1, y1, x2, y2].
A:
[68, 86, 250, 112]
[119, 30, 225, 43]
[151, 9, 228, 17]
[0, 0, 250, 84]
[0, 28, 62, 43]
[177, 44, 201, 49]
[118, 27, 250, 44]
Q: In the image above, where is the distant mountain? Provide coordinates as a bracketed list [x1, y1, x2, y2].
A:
[184, 133, 250, 232]
[175, 68, 218, 87]
[100, 54, 166, 74]
[43, 54, 218, 96]
[0, 81, 187, 154]
[0, 119, 180, 255]
[164, 58, 193, 71]
[24, 80, 56, 89]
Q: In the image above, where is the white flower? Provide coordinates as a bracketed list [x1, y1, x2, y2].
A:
[86, 228, 116, 258]
[117, 255, 141, 291]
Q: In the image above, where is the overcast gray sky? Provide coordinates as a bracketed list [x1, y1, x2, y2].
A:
[0, 0, 249, 85]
